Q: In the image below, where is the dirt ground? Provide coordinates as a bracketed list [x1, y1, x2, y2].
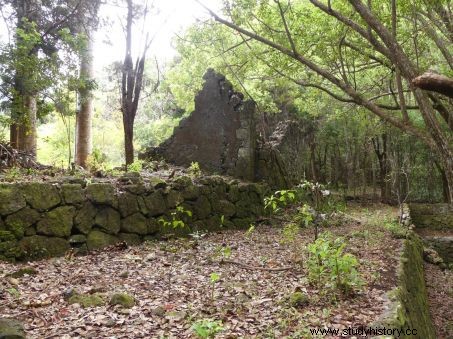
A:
[0, 206, 402, 338]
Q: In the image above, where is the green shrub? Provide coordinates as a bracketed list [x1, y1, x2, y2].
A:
[383, 220, 407, 239]
[191, 319, 224, 338]
[307, 232, 363, 294]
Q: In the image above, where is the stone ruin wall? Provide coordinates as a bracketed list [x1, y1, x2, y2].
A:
[0, 177, 268, 262]
[142, 69, 312, 188]
[143, 69, 256, 182]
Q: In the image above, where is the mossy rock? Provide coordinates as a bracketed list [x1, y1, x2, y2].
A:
[95, 207, 121, 234]
[227, 185, 240, 202]
[21, 182, 61, 211]
[121, 213, 148, 235]
[181, 184, 200, 201]
[86, 230, 119, 250]
[74, 202, 97, 234]
[0, 317, 26, 339]
[165, 190, 183, 209]
[147, 218, 160, 235]
[109, 292, 135, 308]
[288, 292, 309, 308]
[118, 233, 142, 246]
[193, 196, 211, 219]
[6, 267, 37, 278]
[149, 177, 167, 189]
[118, 192, 140, 217]
[5, 207, 41, 239]
[0, 240, 22, 261]
[86, 183, 117, 206]
[36, 206, 75, 237]
[0, 184, 26, 215]
[61, 184, 85, 204]
[0, 230, 16, 242]
[19, 236, 70, 260]
[68, 293, 106, 308]
[69, 234, 87, 244]
[143, 191, 166, 216]
[212, 199, 236, 217]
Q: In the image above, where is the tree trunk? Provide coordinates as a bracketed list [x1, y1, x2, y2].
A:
[123, 117, 134, 166]
[75, 36, 94, 168]
[22, 95, 37, 157]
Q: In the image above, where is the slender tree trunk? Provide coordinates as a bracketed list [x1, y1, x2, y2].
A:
[124, 119, 134, 166]
[75, 36, 94, 168]
[22, 95, 37, 157]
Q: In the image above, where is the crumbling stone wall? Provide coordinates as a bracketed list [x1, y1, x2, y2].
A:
[409, 203, 453, 229]
[142, 70, 311, 188]
[256, 120, 312, 188]
[142, 69, 256, 181]
[0, 176, 267, 261]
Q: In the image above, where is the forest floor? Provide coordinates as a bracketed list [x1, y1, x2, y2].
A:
[0, 203, 402, 338]
[425, 259, 453, 338]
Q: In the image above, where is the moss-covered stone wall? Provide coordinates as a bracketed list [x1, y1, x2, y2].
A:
[409, 203, 453, 230]
[372, 232, 436, 338]
[0, 175, 268, 261]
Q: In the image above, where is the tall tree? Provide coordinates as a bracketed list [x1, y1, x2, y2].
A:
[75, 1, 100, 168]
[198, 0, 453, 202]
[121, 0, 151, 165]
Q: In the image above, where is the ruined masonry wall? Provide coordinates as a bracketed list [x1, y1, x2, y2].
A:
[0, 176, 268, 261]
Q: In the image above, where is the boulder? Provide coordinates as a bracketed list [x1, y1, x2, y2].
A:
[118, 192, 140, 217]
[21, 182, 61, 211]
[60, 184, 85, 204]
[121, 213, 148, 235]
[118, 233, 142, 246]
[143, 191, 166, 216]
[109, 292, 135, 308]
[212, 199, 236, 217]
[5, 207, 41, 239]
[86, 183, 117, 206]
[193, 195, 211, 219]
[0, 184, 26, 215]
[68, 293, 105, 308]
[19, 236, 70, 259]
[165, 190, 183, 208]
[69, 234, 87, 245]
[86, 230, 119, 250]
[37, 206, 75, 237]
[95, 207, 121, 234]
[0, 318, 26, 339]
[74, 202, 97, 234]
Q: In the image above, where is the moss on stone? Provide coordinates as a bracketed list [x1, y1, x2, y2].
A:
[193, 195, 211, 219]
[288, 292, 309, 308]
[0, 317, 26, 339]
[372, 232, 436, 338]
[118, 233, 142, 245]
[74, 202, 97, 234]
[95, 207, 121, 234]
[165, 190, 183, 209]
[0, 184, 26, 215]
[19, 236, 70, 260]
[36, 206, 75, 237]
[212, 199, 236, 217]
[121, 213, 148, 235]
[7, 267, 37, 278]
[86, 183, 116, 206]
[68, 293, 106, 308]
[86, 230, 119, 250]
[109, 292, 135, 308]
[21, 182, 61, 211]
[61, 184, 85, 204]
[143, 191, 166, 216]
[5, 207, 41, 239]
[118, 192, 140, 217]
